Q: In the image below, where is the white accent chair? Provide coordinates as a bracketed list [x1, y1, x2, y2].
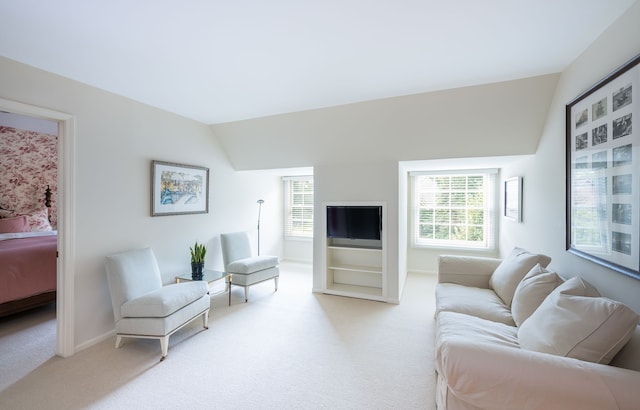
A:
[220, 231, 279, 303]
[105, 247, 210, 361]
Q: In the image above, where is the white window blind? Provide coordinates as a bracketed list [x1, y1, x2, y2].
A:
[283, 176, 314, 238]
[411, 169, 497, 250]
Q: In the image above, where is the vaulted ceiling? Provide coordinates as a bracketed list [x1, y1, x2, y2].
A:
[0, 1, 636, 124]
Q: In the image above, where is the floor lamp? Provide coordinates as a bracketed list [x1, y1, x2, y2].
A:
[257, 199, 264, 255]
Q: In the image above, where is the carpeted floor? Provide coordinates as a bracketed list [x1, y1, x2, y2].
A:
[0, 262, 437, 409]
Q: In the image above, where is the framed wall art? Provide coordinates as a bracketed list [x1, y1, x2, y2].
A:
[566, 53, 640, 280]
[151, 160, 209, 216]
[504, 176, 522, 222]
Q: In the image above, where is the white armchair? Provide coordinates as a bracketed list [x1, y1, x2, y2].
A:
[220, 231, 279, 303]
[105, 247, 210, 361]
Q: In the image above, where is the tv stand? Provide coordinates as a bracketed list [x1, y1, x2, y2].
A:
[322, 202, 386, 302]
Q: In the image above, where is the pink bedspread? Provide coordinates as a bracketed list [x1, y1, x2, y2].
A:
[0, 233, 57, 304]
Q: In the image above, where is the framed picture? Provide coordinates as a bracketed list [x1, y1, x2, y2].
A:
[504, 176, 522, 222]
[566, 53, 640, 280]
[151, 160, 209, 216]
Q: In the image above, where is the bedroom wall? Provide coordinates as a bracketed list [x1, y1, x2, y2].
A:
[0, 124, 58, 228]
[500, 1, 640, 313]
[0, 56, 283, 351]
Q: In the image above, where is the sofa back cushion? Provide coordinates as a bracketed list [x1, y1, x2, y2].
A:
[489, 247, 551, 306]
[511, 264, 564, 326]
[518, 277, 639, 364]
[610, 325, 640, 371]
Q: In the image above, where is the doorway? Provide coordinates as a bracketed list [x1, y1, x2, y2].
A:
[0, 97, 75, 357]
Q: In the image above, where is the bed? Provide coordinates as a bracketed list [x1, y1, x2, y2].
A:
[0, 188, 57, 317]
[0, 231, 57, 316]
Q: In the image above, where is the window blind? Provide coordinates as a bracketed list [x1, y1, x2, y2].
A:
[283, 176, 314, 238]
[410, 169, 497, 250]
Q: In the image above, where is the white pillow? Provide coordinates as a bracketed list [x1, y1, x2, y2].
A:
[489, 247, 552, 306]
[518, 277, 639, 364]
[25, 207, 53, 232]
[511, 264, 563, 327]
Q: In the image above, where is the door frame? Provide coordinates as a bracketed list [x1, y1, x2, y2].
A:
[0, 97, 76, 357]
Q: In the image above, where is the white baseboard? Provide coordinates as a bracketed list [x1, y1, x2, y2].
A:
[75, 329, 116, 353]
[280, 257, 313, 264]
[407, 269, 437, 276]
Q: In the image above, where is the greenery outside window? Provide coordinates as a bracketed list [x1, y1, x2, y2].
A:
[284, 176, 314, 238]
[411, 169, 497, 250]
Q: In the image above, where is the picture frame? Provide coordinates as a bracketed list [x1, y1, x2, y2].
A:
[566, 53, 640, 280]
[151, 160, 209, 216]
[504, 176, 522, 222]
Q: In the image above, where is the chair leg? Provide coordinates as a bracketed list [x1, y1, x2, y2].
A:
[203, 310, 209, 329]
[160, 336, 169, 361]
[274, 277, 279, 291]
[115, 335, 123, 349]
[244, 286, 249, 303]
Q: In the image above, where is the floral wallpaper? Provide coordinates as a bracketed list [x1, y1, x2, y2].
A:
[0, 126, 58, 229]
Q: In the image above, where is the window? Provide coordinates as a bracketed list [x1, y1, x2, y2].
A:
[411, 169, 497, 250]
[284, 176, 314, 238]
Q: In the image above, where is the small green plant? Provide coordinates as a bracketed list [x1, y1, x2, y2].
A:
[190, 242, 207, 264]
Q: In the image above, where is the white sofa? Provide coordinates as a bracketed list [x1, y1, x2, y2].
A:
[434, 248, 640, 410]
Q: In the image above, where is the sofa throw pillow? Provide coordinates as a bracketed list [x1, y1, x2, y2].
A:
[489, 247, 552, 306]
[518, 277, 639, 364]
[511, 264, 564, 326]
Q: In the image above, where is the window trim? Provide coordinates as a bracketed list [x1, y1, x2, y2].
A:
[410, 169, 498, 251]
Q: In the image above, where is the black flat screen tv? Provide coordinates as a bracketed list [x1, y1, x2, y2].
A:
[326, 206, 381, 240]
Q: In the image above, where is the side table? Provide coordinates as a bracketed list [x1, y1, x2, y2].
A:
[176, 269, 233, 306]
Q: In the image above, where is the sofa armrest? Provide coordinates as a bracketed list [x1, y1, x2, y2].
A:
[437, 255, 501, 289]
[436, 339, 640, 409]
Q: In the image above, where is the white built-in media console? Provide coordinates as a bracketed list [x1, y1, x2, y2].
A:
[322, 202, 386, 302]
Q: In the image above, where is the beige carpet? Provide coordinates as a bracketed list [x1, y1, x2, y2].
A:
[0, 262, 436, 409]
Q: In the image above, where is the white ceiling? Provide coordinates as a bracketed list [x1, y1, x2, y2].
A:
[0, 1, 636, 124]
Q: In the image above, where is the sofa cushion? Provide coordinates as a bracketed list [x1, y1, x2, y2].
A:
[436, 283, 514, 326]
[518, 277, 639, 364]
[436, 311, 519, 349]
[121, 281, 209, 318]
[226, 255, 278, 274]
[436, 322, 640, 410]
[489, 247, 551, 306]
[511, 264, 564, 326]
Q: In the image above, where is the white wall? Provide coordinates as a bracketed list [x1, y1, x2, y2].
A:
[212, 74, 559, 171]
[401, 156, 528, 274]
[397, 163, 408, 296]
[313, 161, 400, 301]
[283, 238, 313, 263]
[500, 1, 640, 313]
[0, 57, 283, 350]
[213, 74, 558, 302]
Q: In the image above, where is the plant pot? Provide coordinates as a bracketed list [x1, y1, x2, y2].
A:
[191, 262, 204, 279]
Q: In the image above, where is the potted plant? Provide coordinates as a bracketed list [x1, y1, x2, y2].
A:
[190, 242, 206, 279]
